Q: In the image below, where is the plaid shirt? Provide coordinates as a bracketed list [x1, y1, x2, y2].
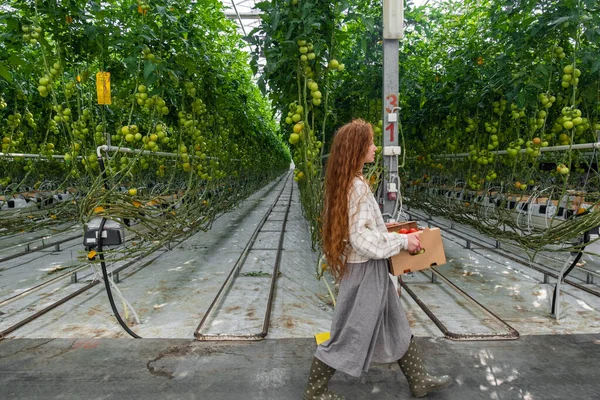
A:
[345, 177, 407, 263]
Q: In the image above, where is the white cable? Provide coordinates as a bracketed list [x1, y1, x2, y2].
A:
[484, 186, 499, 220]
[391, 151, 399, 219]
[526, 192, 538, 233]
[392, 175, 402, 220]
[554, 257, 573, 321]
[107, 264, 141, 324]
[515, 194, 530, 233]
[388, 155, 393, 184]
[542, 187, 556, 229]
[90, 262, 141, 324]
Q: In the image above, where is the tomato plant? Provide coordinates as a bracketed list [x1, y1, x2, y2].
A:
[250, 0, 599, 256]
[0, 0, 290, 184]
[0, 0, 292, 245]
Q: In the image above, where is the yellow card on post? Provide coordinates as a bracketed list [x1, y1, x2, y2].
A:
[314, 331, 330, 345]
[96, 72, 111, 105]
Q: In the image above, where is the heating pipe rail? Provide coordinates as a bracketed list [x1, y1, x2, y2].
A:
[0, 249, 166, 340]
[195, 172, 293, 341]
[400, 267, 520, 341]
[405, 209, 600, 310]
[0, 233, 81, 264]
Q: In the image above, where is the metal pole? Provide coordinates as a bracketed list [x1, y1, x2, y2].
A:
[223, 13, 262, 20]
[381, 0, 403, 221]
[229, 0, 247, 37]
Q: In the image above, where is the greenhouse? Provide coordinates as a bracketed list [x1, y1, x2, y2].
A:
[0, 0, 598, 399]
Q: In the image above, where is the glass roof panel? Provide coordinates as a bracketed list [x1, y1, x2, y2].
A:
[220, 0, 264, 72]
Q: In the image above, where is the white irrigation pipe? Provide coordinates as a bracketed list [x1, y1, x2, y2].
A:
[435, 140, 600, 159]
[0, 148, 225, 162]
[0, 152, 69, 159]
[97, 145, 181, 160]
[96, 145, 239, 162]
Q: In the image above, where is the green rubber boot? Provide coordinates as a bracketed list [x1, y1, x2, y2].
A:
[302, 357, 345, 400]
[398, 339, 452, 398]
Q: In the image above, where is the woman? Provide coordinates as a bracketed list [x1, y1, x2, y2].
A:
[303, 119, 452, 399]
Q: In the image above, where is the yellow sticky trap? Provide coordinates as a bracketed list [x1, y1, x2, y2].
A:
[96, 72, 111, 105]
[314, 332, 330, 345]
[88, 249, 97, 259]
[94, 206, 105, 213]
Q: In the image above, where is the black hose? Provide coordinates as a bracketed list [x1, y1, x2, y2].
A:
[97, 216, 141, 338]
[551, 229, 591, 315]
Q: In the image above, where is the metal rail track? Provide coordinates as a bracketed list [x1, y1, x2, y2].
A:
[0, 225, 157, 308]
[0, 211, 234, 340]
[0, 232, 81, 264]
[0, 240, 82, 276]
[401, 268, 520, 341]
[195, 171, 293, 341]
[0, 250, 167, 340]
[0, 223, 190, 338]
[425, 209, 600, 283]
[0, 221, 76, 242]
[0, 216, 167, 304]
[405, 208, 600, 300]
[0, 263, 90, 309]
[390, 215, 521, 340]
[0, 173, 291, 340]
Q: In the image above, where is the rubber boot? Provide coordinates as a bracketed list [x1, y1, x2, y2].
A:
[398, 338, 452, 398]
[302, 357, 345, 400]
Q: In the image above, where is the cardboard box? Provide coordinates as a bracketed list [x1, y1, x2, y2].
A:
[386, 221, 418, 233]
[386, 221, 447, 275]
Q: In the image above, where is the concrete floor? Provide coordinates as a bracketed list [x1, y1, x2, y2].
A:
[1, 334, 599, 400]
[0, 175, 333, 340]
[1, 174, 600, 399]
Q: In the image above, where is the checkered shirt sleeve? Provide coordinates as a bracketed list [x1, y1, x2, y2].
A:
[346, 178, 408, 262]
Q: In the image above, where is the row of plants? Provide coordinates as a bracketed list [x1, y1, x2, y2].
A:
[251, 0, 599, 255]
[250, 0, 383, 248]
[0, 0, 290, 238]
[400, 0, 599, 192]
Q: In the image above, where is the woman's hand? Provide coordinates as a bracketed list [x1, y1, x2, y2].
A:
[406, 232, 422, 253]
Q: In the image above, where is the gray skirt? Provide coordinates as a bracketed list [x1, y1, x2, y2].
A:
[315, 259, 412, 377]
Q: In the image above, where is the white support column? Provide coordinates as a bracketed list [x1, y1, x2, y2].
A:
[382, 0, 404, 292]
[381, 0, 403, 221]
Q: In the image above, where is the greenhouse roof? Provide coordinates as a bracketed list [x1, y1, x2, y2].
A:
[220, 0, 433, 52]
[221, 0, 264, 71]
[221, 0, 261, 38]
[219, 0, 434, 76]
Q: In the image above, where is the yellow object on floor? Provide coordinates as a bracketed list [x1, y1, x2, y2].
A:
[314, 332, 330, 345]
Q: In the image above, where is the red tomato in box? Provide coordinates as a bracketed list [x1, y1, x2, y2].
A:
[398, 228, 409, 234]
[408, 228, 419, 233]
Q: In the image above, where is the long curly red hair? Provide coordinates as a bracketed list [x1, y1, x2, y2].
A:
[322, 119, 373, 281]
